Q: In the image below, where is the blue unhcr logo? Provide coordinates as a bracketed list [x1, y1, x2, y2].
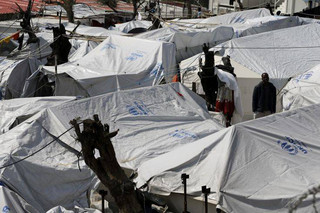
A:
[169, 129, 198, 139]
[2, 206, 10, 213]
[126, 51, 145, 61]
[127, 101, 152, 116]
[150, 63, 163, 77]
[100, 42, 117, 51]
[277, 136, 308, 155]
[293, 71, 313, 83]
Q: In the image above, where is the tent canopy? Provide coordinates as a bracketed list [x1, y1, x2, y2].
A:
[135, 103, 320, 212]
[214, 23, 320, 89]
[41, 35, 177, 97]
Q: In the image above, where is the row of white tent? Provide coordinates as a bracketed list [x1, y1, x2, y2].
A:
[1, 7, 320, 212]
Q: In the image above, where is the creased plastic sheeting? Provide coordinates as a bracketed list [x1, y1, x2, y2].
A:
[198, 8, 271, 26]
[68, 40, 100, 62]
[135, 104, 320, 212]
[64, 23, 126, 37]
[0, 185, 39, 213]
[282, 63, 320, 111]
[0, 96, 76, 135]
[42, 35, 177, 96]
[110, 20, 152, 33]
[48, 83, 223, 170]
[231, 16, 303, 38]
[136, 26, 234, 62]
[0, 110, 98, 212]
[214, 23, 320, 90]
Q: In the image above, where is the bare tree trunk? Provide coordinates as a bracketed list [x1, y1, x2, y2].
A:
[236, 0, 244, 10]
[61, 0, 75, 23]
[187, 0, 192, 18]
[70, 115, 143, 213]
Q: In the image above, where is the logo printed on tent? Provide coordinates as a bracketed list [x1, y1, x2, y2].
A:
[100, 42, 117, 51]
[293, 71, 314, 83]
[277, 136, 308, 155]
[169, 129, 198, 139]
[2, 206, 10, 213]
[126, 101, 152, 116]
[150, 63, 163, 77]
[126, 51, 145, 61]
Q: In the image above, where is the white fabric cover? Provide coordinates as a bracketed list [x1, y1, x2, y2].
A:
[68, 40, 100, 62]
[46, 83, 223, 169]
[64, 23, 126, 37]
[135, 103, 320, 212]
[0, 110, 98, 212]
[282, 63, 320, 111]
[0, 96, 75, 134]
[0, 185, 39, 213]
[135, 26, 234, 62]
[110, 20, 152, 33]
[42, 35, 177, 96]
[0, 83, 222, 211]
[170, 8, 271, 28]
[0, 58, 41, 99]
[231, 16, 303, 38]
[214, 23, 320, 89]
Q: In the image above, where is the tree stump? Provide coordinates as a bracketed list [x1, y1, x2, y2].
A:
[70, 115, 143, 213]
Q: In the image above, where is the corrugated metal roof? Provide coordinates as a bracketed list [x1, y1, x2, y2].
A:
[0, 0, 133, 15]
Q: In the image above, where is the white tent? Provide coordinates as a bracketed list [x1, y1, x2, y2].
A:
[0, 58, 41, 99]
[230, 15, 303, 38]
[214, 23, 320, 90]
[281, 63, 320, 111]
[0, 83, 222, 211]
[135, 103, 320, 213]
[0, 184, 39, 213]
[68, 39, 100, 62]
[135, 26, 234, 62]
[168, 8, 272, 29]
[0, 109, 98, 211]
[0, 96, 75, 134]
[40, 35, 177, 97]
[45, 83, 223, 170]
[109, 20, 152, 33]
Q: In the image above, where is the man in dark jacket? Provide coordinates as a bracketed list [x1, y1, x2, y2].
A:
[252, 73, 276, 119]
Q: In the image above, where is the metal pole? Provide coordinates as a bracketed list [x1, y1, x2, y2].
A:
[202, 186, 211, 213]
[181, 173, 190, 213]
[99, 190, 108, 213]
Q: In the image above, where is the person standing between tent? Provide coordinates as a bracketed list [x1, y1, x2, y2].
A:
[252, 73, 276, 119]
[215, 56, 236, 127]
[198, 43, 218, 111]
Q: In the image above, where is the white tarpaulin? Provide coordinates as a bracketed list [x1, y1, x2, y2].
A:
[64, 22, 126, 37]
[135, 26, 234, 62]
[110, 20, 152, 33]
[0, 96, 75, 134]
[0, 184, 39, 213]
[0, 58, 41, 99]
[231, 16, 303, 38]
[169, 8, 271, 29]
[0, 109, 98, 212]
[135, 103, 320, 212]
[68, 39, 100, 62]
[0, 83, 222, 211]
[41, 35, 177, 97]
[46, 83, 223, 169]
[281, 63, 320, 111]
[214, 23, 320, 89]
